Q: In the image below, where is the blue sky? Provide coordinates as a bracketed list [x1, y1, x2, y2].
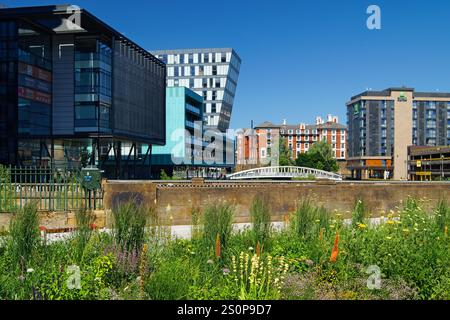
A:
[4, 0, 450, 129]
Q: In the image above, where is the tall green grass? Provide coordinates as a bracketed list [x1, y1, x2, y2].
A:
[73, 209, 95, 264]
[111, 202, 149, 252]
[351, 199, 367, 228]
[200, 203, 234, 259]
[8, 203, 40, 272]
[435, 199, 449, 232]
[291, 199, 329, 240]
[250, 194, 272, 247]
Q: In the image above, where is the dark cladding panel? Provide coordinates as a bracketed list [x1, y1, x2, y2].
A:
[52, 35, 75, 135]
[0, 20, 18, 164]
[113, 40, 165, 145]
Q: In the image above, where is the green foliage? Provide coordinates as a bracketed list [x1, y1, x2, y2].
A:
[1, 195, 449, 301]
[295, 140, 339, 172]
[144, 256, 198, 300]
[291, 199, 329, 240]
[279, 137, 294, 166]
[160, 169, 172, 180]
[351, 199, 367, 228]
[73, 210, 96, 264]
[250, 194, 272, 247]
[434, 199, 449, 232]
[0, 165, 15, 212]
[32, 254, 113, 300]
[228, 252, 289, 300]
[8, 203, 40, 272]
[111, 202, 149, 252]
[200, 203, 235, 259]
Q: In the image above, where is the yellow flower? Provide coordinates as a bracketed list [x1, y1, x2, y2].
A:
[402, 229, 410, 233]
[330, 225, 335, 229]
[387, 220, 394, 225]
[357, 223, 367, 229]
[386, 236, 392, 240]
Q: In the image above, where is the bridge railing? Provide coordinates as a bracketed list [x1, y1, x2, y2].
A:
[227, 166, 342, 181]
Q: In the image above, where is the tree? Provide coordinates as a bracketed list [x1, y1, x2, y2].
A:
[295, 140, 339, 173]
[278, 137, 294, 166]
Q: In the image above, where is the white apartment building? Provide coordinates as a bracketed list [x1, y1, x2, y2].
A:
[151, 48, 241, 132]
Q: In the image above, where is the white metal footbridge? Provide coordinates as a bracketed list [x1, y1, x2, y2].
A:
[227, 166, 343, 181]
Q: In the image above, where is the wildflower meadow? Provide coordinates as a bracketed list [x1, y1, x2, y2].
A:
[0, 195, 449, 300]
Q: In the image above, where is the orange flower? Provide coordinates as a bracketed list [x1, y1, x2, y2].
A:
[215, 234, 221, 258]
[329, 232, 340, 263]
[256, 241, 261, 257]
[284, 214, 290, 224]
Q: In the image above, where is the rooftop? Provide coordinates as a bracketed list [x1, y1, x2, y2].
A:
[350, 87, 450, 101]
[0, 4, 164, 67]
[150, 48, 242, 62]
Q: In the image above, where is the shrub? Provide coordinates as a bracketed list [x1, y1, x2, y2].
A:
[8, 203, 40, 272]
[250, 194, 272, 248]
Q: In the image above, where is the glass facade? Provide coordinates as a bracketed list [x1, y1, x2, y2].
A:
[0, 5, 167, 176]
[0, 20, 18, 164]
[75, 38, 112, 132]
[17, 21, 52, 137]
[113, 40, 166, 144]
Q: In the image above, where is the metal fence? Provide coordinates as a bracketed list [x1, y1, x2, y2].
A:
[0, 166, 103, 213]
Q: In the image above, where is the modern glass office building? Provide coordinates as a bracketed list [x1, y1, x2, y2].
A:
[346, 87, 450, 180]
[0, 5, 166, 179]
[152, 87, 234, 178]
[150, 48, 241, 132]
[152, 87, 203, 173]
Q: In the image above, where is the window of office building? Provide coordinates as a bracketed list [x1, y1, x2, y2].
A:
[74, 39, 112, 131]
[15, 21, 53, 138]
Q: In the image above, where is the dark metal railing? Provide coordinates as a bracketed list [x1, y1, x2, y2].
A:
[0, 165, 103, 213]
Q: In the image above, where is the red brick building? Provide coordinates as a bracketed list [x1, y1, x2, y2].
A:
[236, 115, 347, 167]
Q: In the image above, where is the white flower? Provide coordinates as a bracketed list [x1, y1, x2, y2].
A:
[248, 247, 254, 251]
[26, 268, 34, 273]
[207, 259, 214, 264]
